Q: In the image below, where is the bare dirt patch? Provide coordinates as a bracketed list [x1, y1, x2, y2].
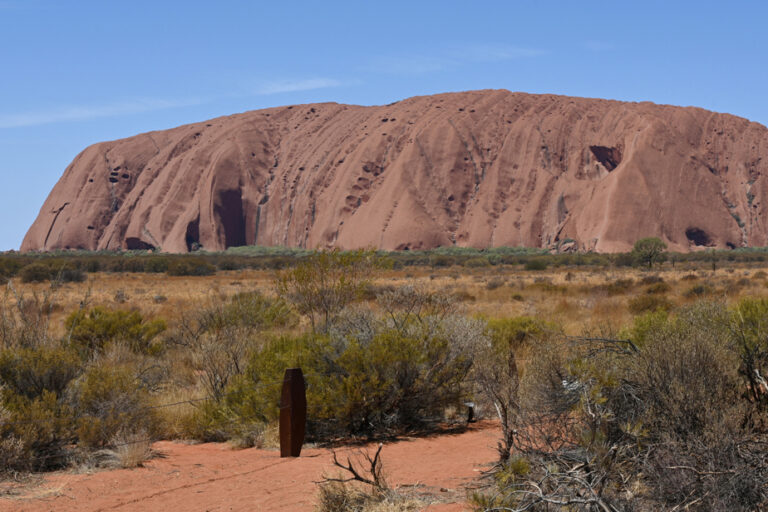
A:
[2, 422, 498, 512]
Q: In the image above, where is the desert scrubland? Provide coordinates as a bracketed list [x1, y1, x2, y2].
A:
[1, 248, 768, 510]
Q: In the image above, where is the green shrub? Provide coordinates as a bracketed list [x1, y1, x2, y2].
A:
[167, 258, 216, 276]
[628, 294, 674, 314]
[56, 266, 86, 283]
[730, 297, 768, 405]
[645, 281, 671, 294]
[0, 391, 75, 471]
[640, 275, 664, 285]
[0, 347, 81, 400]
[202, 291, 295, 332]
[724, 277, 751, 295]
[622, 310, 670, 347]
[0, 258, 23, 278]
[485, 277, 505, 290]
[486, 316, 555, 351]
[594, 278, 635, 295]
[20, 263, 52, 283]
[0, 346, 81, 472]
[523, 259, 548, 271]
[144, 257, 169, 273]
[464, 257, 491, 268]
[66, 307, 166, 355]
[217, 324, 472, 440]
[17, 263, 85, 284]
[70, 365, 157, 448]
[429, 255, 455, 268]
[613, 252, 636, 267]
[478, 302, 766, 510]
[632, 237, 667, 269]
[171, 291, 296, 401]
[276, 249, 377, 333]
[683, 283, 714, 298]
[0, 436, 28, 475]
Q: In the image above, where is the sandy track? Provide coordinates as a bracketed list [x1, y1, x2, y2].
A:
[3, 422, 498, 512]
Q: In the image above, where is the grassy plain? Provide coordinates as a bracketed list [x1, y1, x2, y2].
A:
[16, 261, 768, 338]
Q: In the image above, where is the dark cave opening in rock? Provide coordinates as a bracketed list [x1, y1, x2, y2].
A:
[589, 145, 622, 171]
[685, 227, 714, 247]
[185, 217, 200, 252]
[214, 189, 246, 248]
[125, 237, 155, 251]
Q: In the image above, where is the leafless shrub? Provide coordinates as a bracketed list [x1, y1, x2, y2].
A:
[276, 249, 377, 333]
[169, 291, 293, 400]
[0, 435, 28, 478]
[324, 445, 389, 494]
[0, 284, 58, 349]
[377, 284, 458, 332]
[316, 445, 424, 512]
[191, 327, 251, 401]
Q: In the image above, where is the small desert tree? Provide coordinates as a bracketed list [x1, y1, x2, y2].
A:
[632, 237, 667, 269]
[276, 249, 377, 333]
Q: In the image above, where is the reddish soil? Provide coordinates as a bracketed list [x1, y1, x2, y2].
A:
[23, 90, 768, 254]
[2, 422, 498, 512]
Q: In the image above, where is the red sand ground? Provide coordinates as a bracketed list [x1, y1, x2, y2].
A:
[2, 422, 498, 512]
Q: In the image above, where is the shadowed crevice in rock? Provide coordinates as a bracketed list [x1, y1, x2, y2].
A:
[589, 145, 622, 171]
[214, 189, 246, 248]
[185, 217, 200, 252]
[125, 237, 155, 251]
[685, 227, 714, 247]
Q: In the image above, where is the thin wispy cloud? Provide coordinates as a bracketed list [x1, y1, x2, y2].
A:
[0, 97, 202, 129]
[0, 76, 351, 129]
[254, 78, 346, 95]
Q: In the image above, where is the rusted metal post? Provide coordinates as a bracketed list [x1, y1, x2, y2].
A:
[279, 367, 306, 457]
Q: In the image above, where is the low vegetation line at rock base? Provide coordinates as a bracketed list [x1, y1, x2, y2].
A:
[5, 239, 768, 284]
[1, 247, 768, 510]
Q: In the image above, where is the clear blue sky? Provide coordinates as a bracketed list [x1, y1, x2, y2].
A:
[1, 0, 766, 250]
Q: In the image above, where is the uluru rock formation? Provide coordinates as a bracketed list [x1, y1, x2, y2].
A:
[22, 90, 768, 253]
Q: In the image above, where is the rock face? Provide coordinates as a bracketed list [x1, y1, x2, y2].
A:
[22, 90, 768, 253]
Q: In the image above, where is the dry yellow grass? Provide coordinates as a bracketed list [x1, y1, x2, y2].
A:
[112, 432, 153, 469]
[6, 262, 768, 337]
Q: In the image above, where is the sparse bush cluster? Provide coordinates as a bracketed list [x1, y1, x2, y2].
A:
[5, 244, 768, 511]
[195, 277, 476, 442]
[20, 262, 85, 283]
[0, 292, 166, 475]
[473, 301, 768, 511]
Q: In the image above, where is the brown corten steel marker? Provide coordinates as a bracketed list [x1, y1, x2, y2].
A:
[279, 368, 307, 457]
